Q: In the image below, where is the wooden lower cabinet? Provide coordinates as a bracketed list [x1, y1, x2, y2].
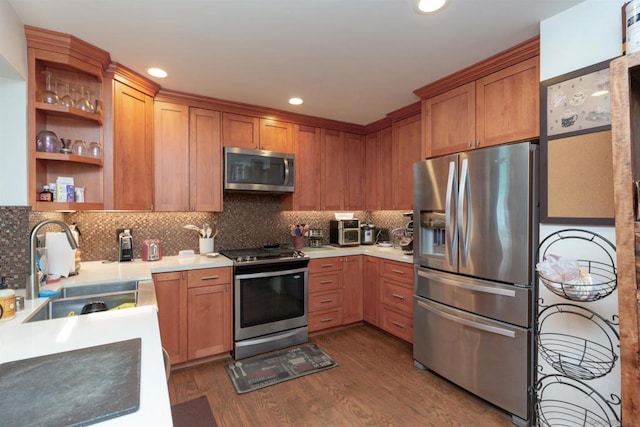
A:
[307, 255, 362, 332]
[363, 256, 380, 326]
[153, 267, 232, 365]
[378, 260, 414, 343]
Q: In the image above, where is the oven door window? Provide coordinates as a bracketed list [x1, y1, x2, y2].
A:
[240, 271, 305, 328]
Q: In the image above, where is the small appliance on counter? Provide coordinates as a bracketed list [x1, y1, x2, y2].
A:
[329, 219, 360, 246]
[360, 222, 376, 245]
[142, 239, 162, 261]
[117, 228, 133, 262]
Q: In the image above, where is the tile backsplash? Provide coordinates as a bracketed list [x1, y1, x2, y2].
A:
[0, 193, 408, 289]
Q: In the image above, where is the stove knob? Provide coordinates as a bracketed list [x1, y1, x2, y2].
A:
[298, 251, 305, 257]
[245, 256, 252, 262]
[251, 256, 257, 262]
[236, 257, 243, 263]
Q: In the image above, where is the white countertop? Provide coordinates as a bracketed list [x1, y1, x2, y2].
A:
[1, 246, 410, 425]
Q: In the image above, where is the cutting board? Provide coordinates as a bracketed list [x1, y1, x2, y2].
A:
[0, 338, 141, 427]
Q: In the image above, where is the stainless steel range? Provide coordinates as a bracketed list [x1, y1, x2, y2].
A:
[220, 247, 309, 360]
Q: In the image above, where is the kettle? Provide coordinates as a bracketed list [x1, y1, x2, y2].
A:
[142, 239, 162, 261]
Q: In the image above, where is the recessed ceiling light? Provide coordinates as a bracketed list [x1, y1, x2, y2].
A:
[289, 97, 303, 105]
[416, 0, 447, 13]
[147, 67, 168, 78]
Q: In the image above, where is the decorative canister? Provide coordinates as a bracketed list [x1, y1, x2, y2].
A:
[0, 277, 16, 322]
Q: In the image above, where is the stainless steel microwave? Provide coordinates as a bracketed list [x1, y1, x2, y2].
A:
[224, 147, 295, 193]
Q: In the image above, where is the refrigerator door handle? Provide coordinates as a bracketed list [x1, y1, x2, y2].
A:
[457, 158, 471, 266]
[445, 161, 458, 265]
[417, 300, 516, 338]
[417, 269, 517, 297]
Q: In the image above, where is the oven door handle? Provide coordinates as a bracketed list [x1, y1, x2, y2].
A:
[235, 266, 308, 280]
[239, 327, 306, 346]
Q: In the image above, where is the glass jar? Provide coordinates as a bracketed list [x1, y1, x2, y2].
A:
[88, 141, 102, 158]
[71, 139, 87, 156]
[38, 71, 59, 105]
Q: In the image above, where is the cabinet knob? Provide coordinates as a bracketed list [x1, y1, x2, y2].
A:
[475, 140, 480, 147]
[467, 141, 473, 148]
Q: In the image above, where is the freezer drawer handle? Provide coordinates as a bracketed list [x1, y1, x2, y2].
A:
[417, 300, 516, 338]
[417, 270, 516, 297]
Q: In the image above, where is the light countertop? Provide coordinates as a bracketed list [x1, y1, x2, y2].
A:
[2, 245, 411, 425]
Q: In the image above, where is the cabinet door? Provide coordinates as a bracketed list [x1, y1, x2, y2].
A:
[424, 82, 476, 158]
[222, 113, 259, 149]
[392, 114, 422, 210]
[282, 124, 321, 210]
[380, 127, 394, 209]
[187, 284, 232, 359]
[342, 255, 363, 324]
[321, 129, 345, 210]
[113, 80, 154, 210]
[364, 127, 392, 210]
[154, 101, 189, 211]
[344, 133, 366, 211]
[363, 256, 380, 326]
[190, 108, 222, 211]
[260, 118, 292, 152]
[476, 56, 539, 148]
[153, 271, 188, 365]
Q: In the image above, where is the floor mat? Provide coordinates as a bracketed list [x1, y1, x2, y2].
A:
[171, 396, 217, 427]
[226, 344, 338, 394]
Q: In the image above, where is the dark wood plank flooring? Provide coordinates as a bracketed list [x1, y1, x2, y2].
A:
[168, 324, 512, 426]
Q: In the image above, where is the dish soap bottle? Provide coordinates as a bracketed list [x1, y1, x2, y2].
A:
[69, 223, 81, 274]
[0, 277, 16, 322]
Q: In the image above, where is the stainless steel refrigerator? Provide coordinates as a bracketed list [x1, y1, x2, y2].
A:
[413, 141, 538, 426]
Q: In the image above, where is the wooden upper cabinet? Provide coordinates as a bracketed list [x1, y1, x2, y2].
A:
[112, 79, 154, 210]
[222, 113, 259, 149]
[392, 114, 422, 210]
[154, 101, 189, 211]
[321, 129, 345, 211]
[423, 82, 476, 158]
[190, 108, 222, 212]
[476, 56, 539, 147]
[423, 56, 540, 158]
[344, 133, 366, 210]
[282, 124, 321, 211]
[260, 118, 292, 152]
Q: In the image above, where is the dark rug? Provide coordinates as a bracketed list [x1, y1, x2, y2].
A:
[171, 396, 218, 427]
[225, 344, 338, 394]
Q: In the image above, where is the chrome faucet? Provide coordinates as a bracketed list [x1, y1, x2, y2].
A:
[26, 220, 78, 300]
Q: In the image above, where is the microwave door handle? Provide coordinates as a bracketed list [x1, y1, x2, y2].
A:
[283, 158, 291, 186]
[445, 161, 458, 266]
[457, 158, 471, 267]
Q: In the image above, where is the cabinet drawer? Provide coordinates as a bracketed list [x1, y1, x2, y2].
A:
[309, 272, 342, 292]
[381, 261, 413, 284]
[187, 267, 232, 288]
[381, 279, 413, 315]
[309, 257, 343, 273]
[308, 289, 342, 312]
[309, 308, 343, 332]
[381, 306, 413, 343]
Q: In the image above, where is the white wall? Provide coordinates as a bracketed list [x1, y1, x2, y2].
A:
[538, 0, 625, 421]
[0, 0, 28, 206]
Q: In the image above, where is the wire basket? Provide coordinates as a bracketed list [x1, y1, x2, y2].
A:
[537, 229, 617, 302]
[535, 374, 621, 426]
[537, 304, 619, 380]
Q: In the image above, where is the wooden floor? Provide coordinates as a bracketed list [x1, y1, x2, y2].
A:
[168, 324, 512, 426]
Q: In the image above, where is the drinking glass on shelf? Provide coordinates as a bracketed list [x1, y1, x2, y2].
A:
[86, 89, 95, 113]
[38, 71, 59, 105]
[88, 141, 102, 158]
[69, 85, 79, 109]
[57, 80, 74, 108]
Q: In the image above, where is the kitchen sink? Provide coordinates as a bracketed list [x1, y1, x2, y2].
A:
[24, 281, 142, 323]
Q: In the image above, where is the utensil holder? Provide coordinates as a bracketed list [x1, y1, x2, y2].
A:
[199, 237, 214, 254]
[293, 236, 304, 250]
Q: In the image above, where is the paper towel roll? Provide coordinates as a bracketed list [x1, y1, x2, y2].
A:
[46, 232, 76, 277]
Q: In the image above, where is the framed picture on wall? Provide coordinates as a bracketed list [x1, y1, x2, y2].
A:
[540, 58, 615, 225]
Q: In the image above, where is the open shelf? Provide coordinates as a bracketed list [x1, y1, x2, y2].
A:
[35, 102, 103, 125]
[35, 152, 103, 166]
[34, 201, 103, 211]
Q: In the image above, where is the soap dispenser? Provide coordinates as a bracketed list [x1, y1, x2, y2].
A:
[118, 229, 134, 262]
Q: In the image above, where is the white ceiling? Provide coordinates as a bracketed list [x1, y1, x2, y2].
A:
[9, 0, 583, 125]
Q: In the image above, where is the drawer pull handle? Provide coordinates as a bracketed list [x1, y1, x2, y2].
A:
[201, 275, 220, 280]
[392, 269, 405, 274]
[320, 317, 334, 323]
[391, 293, 405, 300]
[321, 264, 334, 268]
[320, 280, 333, 284]
[392, 321, 405, 328]
[320, 299, 333, 304]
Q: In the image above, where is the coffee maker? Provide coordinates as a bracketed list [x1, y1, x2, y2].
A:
[117, 228, 133, 262]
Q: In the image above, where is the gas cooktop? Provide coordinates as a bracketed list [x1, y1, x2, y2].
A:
[220, 247, 308, 265]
